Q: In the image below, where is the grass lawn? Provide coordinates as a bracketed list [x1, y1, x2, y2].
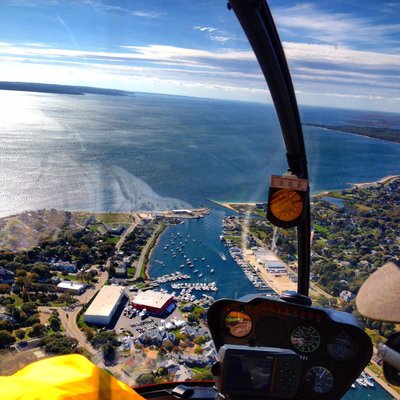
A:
[106, 236, 120, 245]
[313, 223, 329, 235]
[10, 294, 23, 307]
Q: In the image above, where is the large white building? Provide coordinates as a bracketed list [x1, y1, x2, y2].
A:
[84, 285, 125, 325]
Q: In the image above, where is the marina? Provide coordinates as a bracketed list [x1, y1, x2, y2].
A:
[148, 208, 257, 302]
[147, 208, 395, 400]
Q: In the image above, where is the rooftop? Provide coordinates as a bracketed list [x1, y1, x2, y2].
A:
[133, 290, 173, 310]
[85, 285, 125, 317]
[57, 281, 86, 291]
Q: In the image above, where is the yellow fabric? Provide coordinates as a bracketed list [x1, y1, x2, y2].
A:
[0, 354, 144, 400]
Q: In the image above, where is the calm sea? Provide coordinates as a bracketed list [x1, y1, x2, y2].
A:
[1, 90, 399, 218]
[1, 90, 399, 399]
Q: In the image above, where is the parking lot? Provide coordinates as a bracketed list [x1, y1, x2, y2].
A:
[111, 291, 186, 337]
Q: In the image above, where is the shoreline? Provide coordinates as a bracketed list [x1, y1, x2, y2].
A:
[211, 175, 400, 206]
[314, 175, 400, 198]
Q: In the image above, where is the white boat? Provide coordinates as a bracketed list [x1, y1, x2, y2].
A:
[361, 372, 374, 387]
[356, 378, 367, 387]
[210, 269, 214, 273]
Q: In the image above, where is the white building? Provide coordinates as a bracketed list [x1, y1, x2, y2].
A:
[84, 285, 125, 325]
[57, 281, 87, 294]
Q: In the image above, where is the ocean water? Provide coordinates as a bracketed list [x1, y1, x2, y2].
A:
[1, 91, 399, 218]
[0, 90, 399, 399]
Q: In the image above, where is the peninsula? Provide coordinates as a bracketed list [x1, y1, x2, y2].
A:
[303, 122, 400, 143]
[0, 81, 134, 96]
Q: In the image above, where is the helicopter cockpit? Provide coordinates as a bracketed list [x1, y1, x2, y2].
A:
[135, 1, 396, 399]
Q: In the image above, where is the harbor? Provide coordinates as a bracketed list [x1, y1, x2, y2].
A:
[147, 207, 257, 302]
[147, 206, 397, 400]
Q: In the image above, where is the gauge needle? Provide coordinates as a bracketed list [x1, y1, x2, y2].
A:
[319, 370, 325, 379]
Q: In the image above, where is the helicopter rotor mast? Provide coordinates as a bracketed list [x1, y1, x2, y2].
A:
[228, 0, 311, 296]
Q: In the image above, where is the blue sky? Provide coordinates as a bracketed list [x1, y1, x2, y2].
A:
[0, 0, 399, 112]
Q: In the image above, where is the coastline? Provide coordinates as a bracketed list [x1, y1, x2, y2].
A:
[313, 175, 400, 198]
[212, 176, 400, 399]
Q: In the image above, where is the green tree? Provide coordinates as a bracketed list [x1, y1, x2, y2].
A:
[0, 330, 16, 348]
[136, 373, 155, 385]
[21, 302, 38, 316]
[15, 329, 26, 340]
[49, 315, 61, 331]
[40, 333, 78, 354]
[83, 326, 95, 341]
[103, 343, 116, 364]
[0, 320, 13, 332]
[193, 335, 206, 345]
[30, 323, 45, 337]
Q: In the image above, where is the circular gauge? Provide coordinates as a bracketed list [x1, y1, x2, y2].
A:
[270, 189, 303, 222]
[225, 311, 252, 338]
[305, 366, 334, 394]
[327, 330, 358, 362]
[291, 325, 320, 353]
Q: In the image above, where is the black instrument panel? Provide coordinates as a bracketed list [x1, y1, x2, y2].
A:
[207, 296, 372, 400]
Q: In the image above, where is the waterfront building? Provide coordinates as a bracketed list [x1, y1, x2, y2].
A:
[131, 290, 175, 315]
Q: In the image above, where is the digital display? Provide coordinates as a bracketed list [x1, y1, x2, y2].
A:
[225, 353, 274, 393]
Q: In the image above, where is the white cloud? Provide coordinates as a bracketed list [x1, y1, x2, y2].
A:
[1, 38, 400, 111]
[273, 2, 400, 48]
[194, 26, 217, 33]
[131, 10, 164, 19]
[283, 41, 400, 69]
[22, 43, 51, 47]
[193, 25, 234, 44]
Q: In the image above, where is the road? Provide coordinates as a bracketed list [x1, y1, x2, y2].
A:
[39, 213, 142, 378]
[134, 224, 164, 280]
[238, 220, 334, 299]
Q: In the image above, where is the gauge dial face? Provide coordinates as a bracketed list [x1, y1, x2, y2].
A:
[291, 325, 320, 353]
[305, 366, 334, 394]
[327, 331, 358, 362]
[225, 311, 253, 338]
[270, 189, 303, 222]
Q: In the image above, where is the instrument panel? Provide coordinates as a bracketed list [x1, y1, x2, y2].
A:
[207, 296, 372, 400]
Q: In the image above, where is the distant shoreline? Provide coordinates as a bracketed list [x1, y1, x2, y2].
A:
[303, 122, 400, 144]
[313, 175, 400, 198]
[0, 81, 133, 97]
[210, 175, 400, 209]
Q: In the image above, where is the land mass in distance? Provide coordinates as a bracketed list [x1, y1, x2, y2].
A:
[0, 81, 134, 96]
[303, 122, 400, 143]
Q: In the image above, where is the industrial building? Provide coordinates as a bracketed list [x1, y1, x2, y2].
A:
[84, 285, 125, 325]
[57, 281, 87, 295]
[132, 290, 175, 315]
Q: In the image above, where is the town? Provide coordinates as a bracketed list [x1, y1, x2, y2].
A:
[0, 177, 399, 395]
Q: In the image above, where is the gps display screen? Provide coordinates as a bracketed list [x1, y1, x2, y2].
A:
[225, 353, 274, 394]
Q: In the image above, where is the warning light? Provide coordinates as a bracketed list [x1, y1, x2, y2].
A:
[267, 175, 308, 228]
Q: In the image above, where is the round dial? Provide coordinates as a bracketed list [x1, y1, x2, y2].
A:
[270, 189, 303, 222]
[327, 331, 358, 362]
[291, 325, 320, 353]
[225, 310, 252, 338]
[305, 366, 334, 394]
